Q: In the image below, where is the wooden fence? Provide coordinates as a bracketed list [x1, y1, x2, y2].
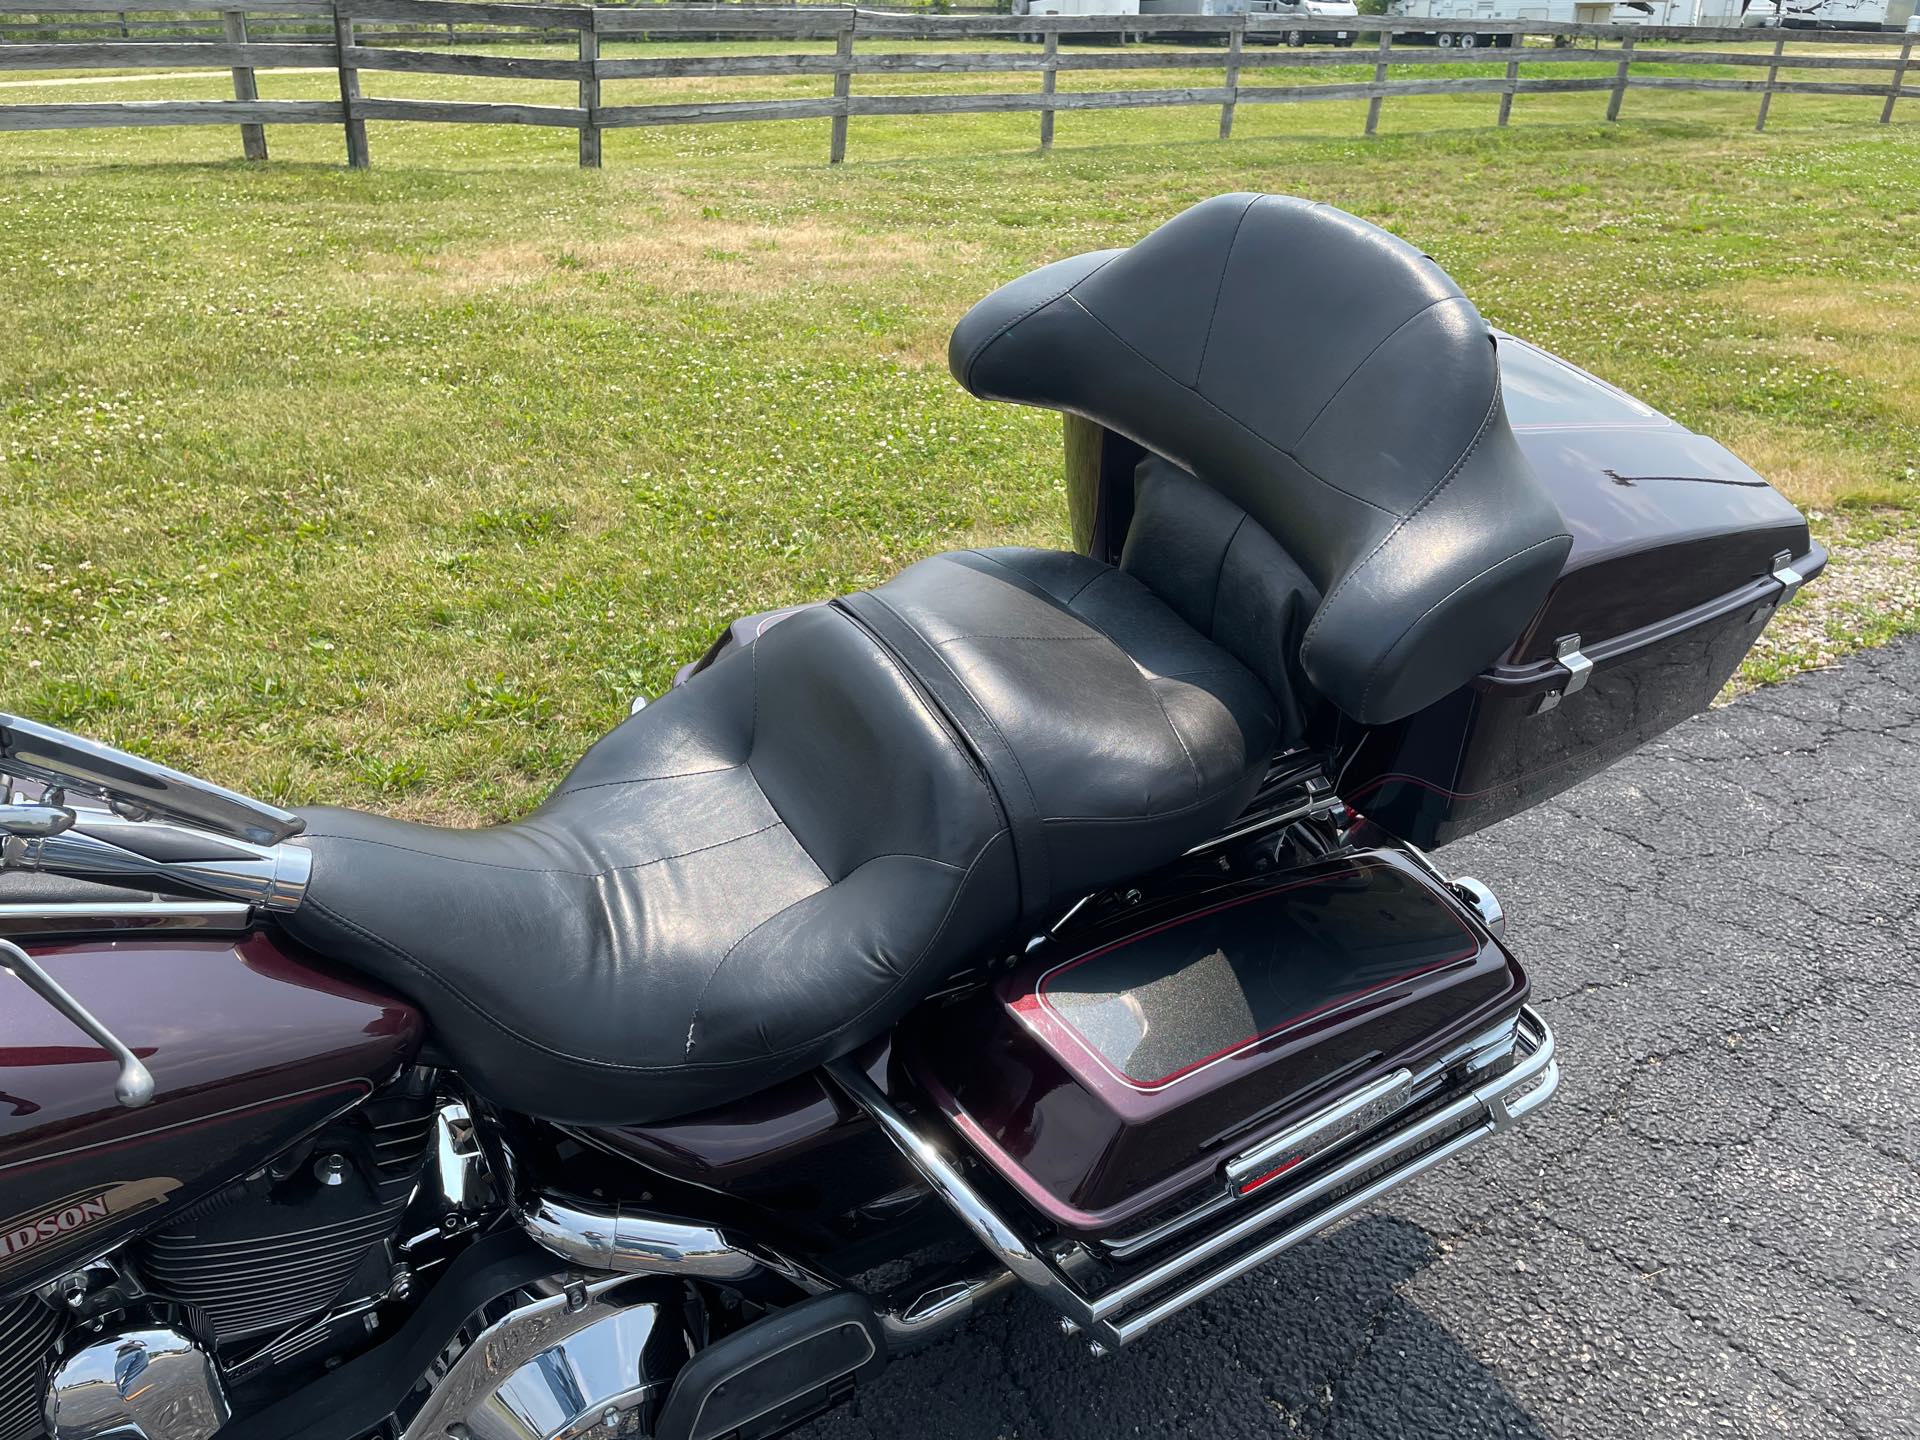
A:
[1, 3, 1915, 167]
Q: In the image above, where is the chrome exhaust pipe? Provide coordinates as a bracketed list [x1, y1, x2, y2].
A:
[518, 1193, 832, 1295]
[879, 1264, 1019, 1350]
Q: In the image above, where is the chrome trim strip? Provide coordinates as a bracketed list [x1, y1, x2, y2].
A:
[0, 900, 254, 938]
[1224, 1067, 1415, 1187]
[1100, 1191, 1237, 1263]
[831, 1008, 1559, 1349]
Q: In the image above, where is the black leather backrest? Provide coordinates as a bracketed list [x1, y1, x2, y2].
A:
[948, 193, 1573, 725]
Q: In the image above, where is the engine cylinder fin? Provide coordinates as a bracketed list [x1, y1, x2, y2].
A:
[0, 1297, 61, 1440]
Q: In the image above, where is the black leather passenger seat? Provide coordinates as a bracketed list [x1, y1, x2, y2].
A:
[286, 548, 1276, 1124]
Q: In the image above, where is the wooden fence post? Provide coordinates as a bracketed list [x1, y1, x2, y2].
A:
[1040, 29, 1057, 152]
[1364, 26, 1391, 136]
[1497, 36, 1520, 127]
[1219, 17, 1242, 140]
[578, 7, 600, 168]
[222, 10, 268, 160]
[1883, 38, 1911, 124]
[1755, 33, 1784, 131]
[333, 7, 369, 168]
[829, 11, 853, 164]
[1605, 32, 1632, 122]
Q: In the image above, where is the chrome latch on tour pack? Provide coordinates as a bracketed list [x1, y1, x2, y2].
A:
[1534, 634, 1592, 715]
[1771, 549, 1805, 600]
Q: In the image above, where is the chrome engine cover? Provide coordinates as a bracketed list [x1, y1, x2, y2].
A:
[401, 1276, 691, 1440]
[44, 1327, 229, 1440]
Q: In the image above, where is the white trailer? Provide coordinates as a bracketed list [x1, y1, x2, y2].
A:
[1388, 0, 1619, 46]
[1734, 0, 1917, 27]
[1015, 0, 1145, 18]
[1610, 0, 1702, 24]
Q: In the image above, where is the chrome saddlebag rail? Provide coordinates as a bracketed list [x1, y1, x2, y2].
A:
[829, 1006, 1558, 1351]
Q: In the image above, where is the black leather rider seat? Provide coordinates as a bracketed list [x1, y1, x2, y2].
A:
[286, 549, 1276, 1124]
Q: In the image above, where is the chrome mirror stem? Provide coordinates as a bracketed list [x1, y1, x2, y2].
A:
[0, 937, 155, 1108]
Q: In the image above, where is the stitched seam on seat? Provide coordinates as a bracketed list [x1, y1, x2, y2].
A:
[737, 640, 831, 889]
[301, 892, 582, 1066]
[1063, 294, 1397, 519]
[959, 250, 1123, 389]
[299, 834, 595, 877]
[766, 833, 1007, 1071]
[300, 822, 780, 880]
[1356, 532, 1570, 715]
[554, 761, 743, 797]
[1039, 780, 1250, 826]
[1291, 294, 1459, 453]
[1155, 664, 1254, 682]
[933, 633, 1107, 646]
[1207, 511, 1252, 636]
[1150, 680, 1203, 801]
[1298, 374, 1505, 665]
[666, 833, 1005, 1076]
[1064, 562, 1109, 607]
[967, 550, 1137, 658]
[1193, 193, 1262, 384]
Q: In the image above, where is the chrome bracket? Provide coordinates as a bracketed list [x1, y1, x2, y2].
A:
[1771, 549, 1805, 600]
[1534, 634, 1593, 715]
[0, 936, 154, 1107]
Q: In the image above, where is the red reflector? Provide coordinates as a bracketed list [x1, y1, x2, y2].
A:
[1235, 1155, 1304, 1196]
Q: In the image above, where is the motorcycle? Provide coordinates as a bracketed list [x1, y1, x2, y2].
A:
[0, 194, 1821, 1440]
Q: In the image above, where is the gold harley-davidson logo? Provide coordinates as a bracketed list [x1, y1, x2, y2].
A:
[0, 1177, 180, 1264]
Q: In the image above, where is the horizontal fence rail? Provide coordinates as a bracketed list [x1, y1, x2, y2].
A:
[0, 3, 1914, 165]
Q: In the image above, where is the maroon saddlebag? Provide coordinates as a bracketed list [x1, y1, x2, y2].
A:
[909, 847, 1526, 1239]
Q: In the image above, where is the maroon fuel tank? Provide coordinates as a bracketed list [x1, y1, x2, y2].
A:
[0, 929, 422, 1297]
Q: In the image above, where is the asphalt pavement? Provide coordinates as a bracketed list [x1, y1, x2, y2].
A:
[799, 637, 1920, 1440]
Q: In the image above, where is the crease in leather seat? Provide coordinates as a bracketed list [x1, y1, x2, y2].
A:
[284, 548, 1277, 1124]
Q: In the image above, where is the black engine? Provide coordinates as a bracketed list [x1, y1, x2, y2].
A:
[0, 1298, 59, 1440]
[135, 1074, 436, 1377]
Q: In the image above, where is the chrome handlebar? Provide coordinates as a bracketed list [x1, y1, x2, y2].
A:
[0, 712, 303, 846]
[0, 715, 310, 914]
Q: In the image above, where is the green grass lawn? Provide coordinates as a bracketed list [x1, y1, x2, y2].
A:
[2, 41, 1917, 821]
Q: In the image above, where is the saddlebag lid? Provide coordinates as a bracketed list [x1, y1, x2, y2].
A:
[907, 848, 1527, 1235]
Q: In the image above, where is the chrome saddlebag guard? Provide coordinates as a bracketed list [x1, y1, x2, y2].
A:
[828, 855, 1560, 1351]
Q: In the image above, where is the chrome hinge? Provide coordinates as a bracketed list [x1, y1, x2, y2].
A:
[1533, 634, 1592, 715]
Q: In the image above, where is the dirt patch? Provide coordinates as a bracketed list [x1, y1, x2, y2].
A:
[430, 202, 975, 303]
